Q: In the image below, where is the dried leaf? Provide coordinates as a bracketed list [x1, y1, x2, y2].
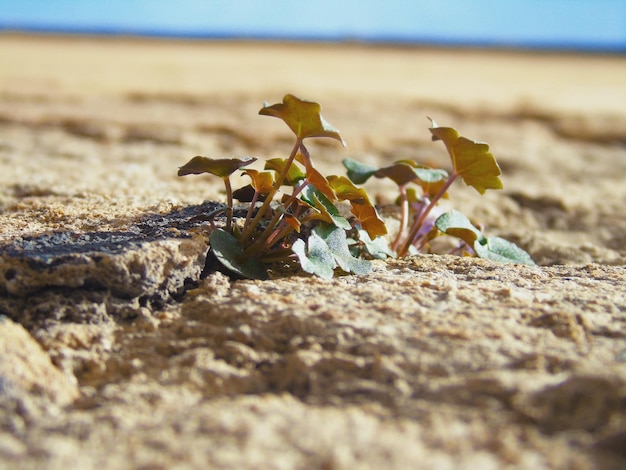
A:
[282, 193, 314, 213]
[282, 214, 302, 233]
[232, 184, 257, 202]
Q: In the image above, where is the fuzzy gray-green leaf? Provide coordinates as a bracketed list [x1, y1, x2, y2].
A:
[435, 210, 482, 246]
[292, 234, 336, 279]
[474, 236, 536, 265]
[315, 224, 371, 275]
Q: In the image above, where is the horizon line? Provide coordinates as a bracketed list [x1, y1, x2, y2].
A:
[2, 25, 625, 54]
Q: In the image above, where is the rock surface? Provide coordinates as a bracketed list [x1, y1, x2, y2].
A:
[0, 35, 625, 469]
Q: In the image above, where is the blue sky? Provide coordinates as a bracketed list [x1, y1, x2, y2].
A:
[1, 0, 625, 50]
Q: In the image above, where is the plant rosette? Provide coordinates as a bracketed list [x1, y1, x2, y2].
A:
[178, 95, 534, 280]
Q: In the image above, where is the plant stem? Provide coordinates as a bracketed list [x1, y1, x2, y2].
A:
[223, 176, 233, 230]
[243, 190, 260, 230]
[242, 211, 283, 257]
[260, 248, 296, 263]
[279, 179, 308, 214]
[242, 180, 308, 258]
[391, 185, 408, 253]
[265, 220, 293, 249]
[398, 172, 458, 257]
[240, 138, 302, 242]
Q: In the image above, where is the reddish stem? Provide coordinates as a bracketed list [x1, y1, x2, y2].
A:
[391, 184, 408, 253]
[240, 138, 302, 242]
[398, 172, 458, 257]
[242, 180, 309, 258]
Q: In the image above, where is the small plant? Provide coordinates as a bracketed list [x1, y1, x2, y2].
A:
[178, 94, 534, 280]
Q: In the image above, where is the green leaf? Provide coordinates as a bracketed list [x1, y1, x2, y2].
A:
[436, 211, 535, 265]
[327, 175, 388, 239]
[293, 225, 371, 278]
[265, 158, 305, 186]
[315, 224, 372, 275]
[342, 158, 378, 184]
[474, 236, 536, 265]
[435, 210, 482, 246]
[210, 228, 269, 280]
[398, 162, 449, 196]
[374, 162, 422, 186]
[292, 235, 336, 279]
[259, 94, 346, 146]
[178, 156, 256, 178]
[355, 229, 395, 259]
[344, 158, 448, 197]
[428, 119, 502, 194]
[301, 186, 351, 230]
[409, 166, 449, 184]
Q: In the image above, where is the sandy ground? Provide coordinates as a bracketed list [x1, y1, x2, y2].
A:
[0, 35, 625, 469]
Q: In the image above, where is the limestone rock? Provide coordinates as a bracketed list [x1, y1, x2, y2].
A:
[0, 204, 216, 299]
[0, 204, 216, 327]
[0, 316, 78, 406]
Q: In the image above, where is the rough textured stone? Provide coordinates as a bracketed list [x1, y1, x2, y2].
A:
[0, 204, 215, 298]
[0, 316, 78, 407]
[0, 203, 219, 331]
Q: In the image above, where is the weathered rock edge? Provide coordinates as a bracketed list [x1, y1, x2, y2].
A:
[0, 203, 221, 325]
